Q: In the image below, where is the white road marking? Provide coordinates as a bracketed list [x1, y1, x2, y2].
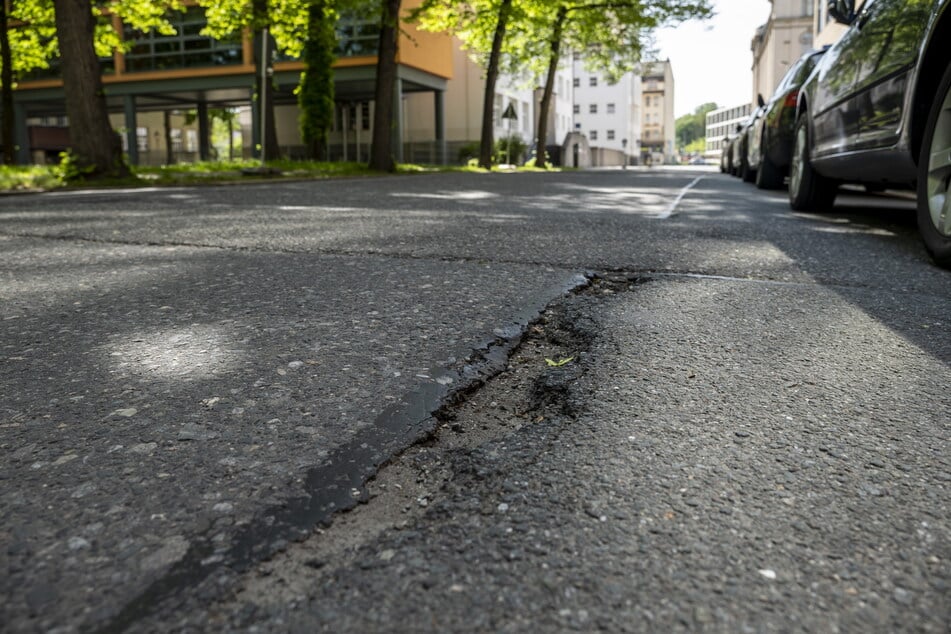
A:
[656, 176, 705, 219]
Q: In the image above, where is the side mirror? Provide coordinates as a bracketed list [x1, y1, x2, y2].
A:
[827, 0, 855, 25]
[757, 94, 766, 108]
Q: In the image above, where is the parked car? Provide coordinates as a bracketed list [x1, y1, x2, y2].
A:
[729, 107, 766, 182]
[790, 0, 951, 268]
[748, 47, 827, 190]
[739, 102, 768, 183]
[730, 119, 750, 177]
[719, 140, 731, 173]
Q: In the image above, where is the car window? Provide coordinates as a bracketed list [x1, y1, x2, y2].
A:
[775, 59, 804, 94]
[794, 53, 821, 85]
[855, 0, 931, 85]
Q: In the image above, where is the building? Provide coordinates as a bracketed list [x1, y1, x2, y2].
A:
[404, 43, 574, 165]
[10, 1, 583, 168]
[751, 0, 815, 103]
[639, 60, 675, 164]
[705, 103, 753, 157]
[10, 1, 456, 166]
[813, 0, 867, 47]
[570, 58, 641, 166]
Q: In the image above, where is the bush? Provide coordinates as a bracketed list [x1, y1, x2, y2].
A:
[493, 134, 527, 165]
[457, 142, 480, 164]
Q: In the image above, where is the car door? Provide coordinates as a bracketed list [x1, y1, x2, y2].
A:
[847, 0, 932, 149]
[813, 0, 932, 156]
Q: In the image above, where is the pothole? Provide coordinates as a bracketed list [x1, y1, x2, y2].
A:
[216, 273, 647, 620]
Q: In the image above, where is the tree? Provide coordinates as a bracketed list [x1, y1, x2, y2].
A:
[675, 101, 716, 149]
[367, 0, 400, 171]
[199, 0, 318, 161]
[523, 1, 714, 162]
[298, 0, 337, 160]
[52, 0, 130, 179]
[413, 1, 711, 169]
[8, 0, 182, 178]
[1, 1, 14, 164]
[411, 0, 517, 169]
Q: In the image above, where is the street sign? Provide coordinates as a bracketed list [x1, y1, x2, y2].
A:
[501, 103, 518, 121]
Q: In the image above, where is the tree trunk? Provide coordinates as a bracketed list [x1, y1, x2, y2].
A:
[52, 0, 130, 179]
[164, 109, 174, 165]
[0, 1, 15, 165]
[368, 0, 400, 172]
[535, 5, 566, 168]
[478, 0, 512, 170]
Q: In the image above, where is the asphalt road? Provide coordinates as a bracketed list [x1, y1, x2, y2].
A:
[0, 167, 948, 632]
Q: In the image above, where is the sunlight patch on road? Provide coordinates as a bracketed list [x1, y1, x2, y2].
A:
[103, 325, 241, 381]
[390, 191, 498, 201]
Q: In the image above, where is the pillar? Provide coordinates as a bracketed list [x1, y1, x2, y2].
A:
[123, 95, 138, 166]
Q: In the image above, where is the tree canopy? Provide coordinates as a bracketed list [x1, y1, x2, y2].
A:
[675, 101, 717, 150]
[412, 0, 714, 167]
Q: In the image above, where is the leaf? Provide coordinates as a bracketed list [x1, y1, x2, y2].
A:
[545, 356, 574, 367]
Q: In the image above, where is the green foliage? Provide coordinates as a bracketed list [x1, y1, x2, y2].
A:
[7, 1, 58, 79]
[493, 133, 526, 164]
[55, 150, 97, 182]
[676, 101, 717, 149]
[298, 0, 337, 158]
[456, 141, 480, 163]
[0, 164, 63, 190]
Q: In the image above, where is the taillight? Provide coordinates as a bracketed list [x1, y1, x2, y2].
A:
[784, 89, 800, 109]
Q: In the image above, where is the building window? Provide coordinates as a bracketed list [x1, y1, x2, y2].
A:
[573, 104, 580, 115]
[607, 130, 615, 140]
[573, 77, 580, 88]
[136, 127, 149, 152]
[590, 130, 598, 141]
[589, 103, 597, 114]
[607, 103, 615, 114]
[589, 76, 597, 87]
[123, 6, 242, 72]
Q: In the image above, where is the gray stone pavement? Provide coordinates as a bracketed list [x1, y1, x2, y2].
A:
[1, 168, 949, 631]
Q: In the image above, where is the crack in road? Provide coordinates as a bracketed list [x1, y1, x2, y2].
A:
[95, 273, 593, 632]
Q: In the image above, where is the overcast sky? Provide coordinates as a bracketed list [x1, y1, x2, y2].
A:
[654, 0, 773, 118]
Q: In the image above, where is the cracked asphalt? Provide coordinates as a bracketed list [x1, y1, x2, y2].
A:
[1, 167, 948, 632]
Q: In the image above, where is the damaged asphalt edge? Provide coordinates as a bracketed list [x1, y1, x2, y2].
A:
[96, 272, 594, 633]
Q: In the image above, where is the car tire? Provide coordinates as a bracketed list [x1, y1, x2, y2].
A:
[742, 155, 755, 183]
[788, 114, 836, 211]
[917, 62, 951, 269]
[755, 140, 784, 190]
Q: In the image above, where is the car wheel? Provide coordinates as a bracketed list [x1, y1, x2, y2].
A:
[755, 137, 784, 190]
[917, 62, 951, 269]
[789, 114, 836, 211]
[742, 154, 755, 183]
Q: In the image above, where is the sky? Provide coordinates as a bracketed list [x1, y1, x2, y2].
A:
[654, 0, 773, 118]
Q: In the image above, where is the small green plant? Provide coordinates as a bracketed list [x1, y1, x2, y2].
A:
[55, 150, 97, 182]
[493, 134, 527, 165]
[545, 357, 574, 367]
[0, 165, 64, 191]
[457, 142, 480, 164]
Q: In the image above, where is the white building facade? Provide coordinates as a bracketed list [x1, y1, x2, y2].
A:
[571, 58, 643, 166]
[705, 103, 753, 156]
